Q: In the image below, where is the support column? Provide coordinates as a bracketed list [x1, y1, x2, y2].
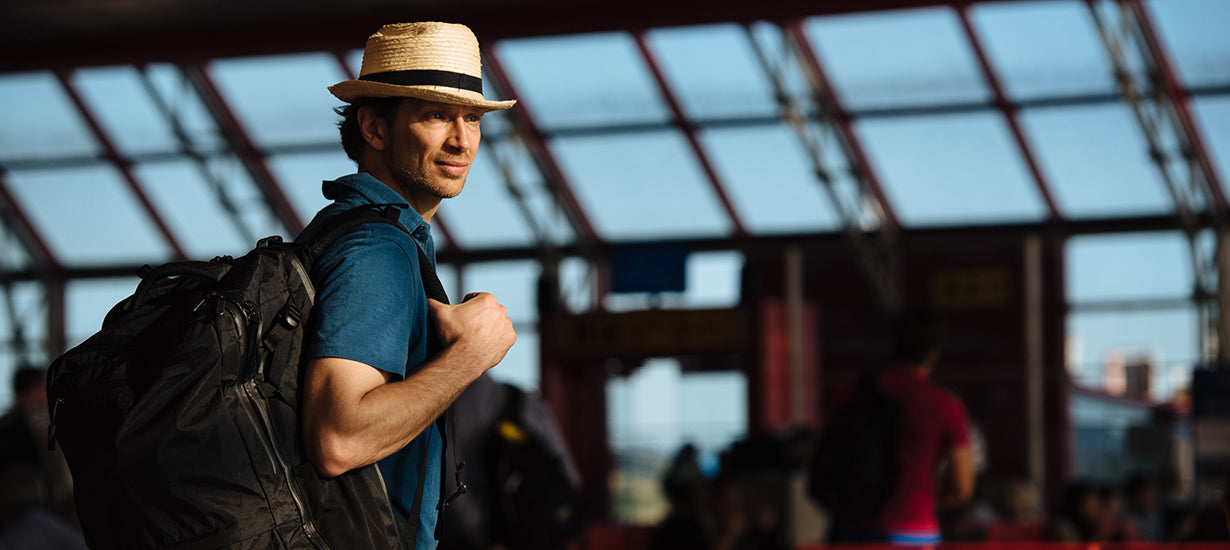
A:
[1024, 236, 1047, 506]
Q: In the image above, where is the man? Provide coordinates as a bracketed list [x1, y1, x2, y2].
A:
[300, 22, 518, 549]
[825, 311, 976, 546]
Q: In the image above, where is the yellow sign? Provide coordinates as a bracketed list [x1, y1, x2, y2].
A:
[930, 265, 1014, 311]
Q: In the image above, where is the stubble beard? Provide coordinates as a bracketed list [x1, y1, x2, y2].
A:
[394, 166, 464, 200]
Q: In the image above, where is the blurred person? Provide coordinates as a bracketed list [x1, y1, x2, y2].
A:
[439, 373, 581, 550]
[0, 464, 86, 550]
[984, 478, 1046, 542]
[1123, 473, 1164, 541]
[300, 21, 517, 548]
[818, 310, 975, 546]
[1047, 481, 1104, 541]
[0, 367, 74, 527]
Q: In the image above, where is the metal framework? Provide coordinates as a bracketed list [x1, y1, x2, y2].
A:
[0, 0, 1225, 366]
[1087, 0, 1228, 362]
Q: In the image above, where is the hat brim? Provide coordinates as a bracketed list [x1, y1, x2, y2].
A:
[329, 80, 516, 111]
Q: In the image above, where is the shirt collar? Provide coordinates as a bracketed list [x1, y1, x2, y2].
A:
[323, 173, 430, 237]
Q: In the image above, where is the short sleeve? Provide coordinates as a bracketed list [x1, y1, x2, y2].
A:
[305, 225, 427, 378]
[944, 393, 972, 448]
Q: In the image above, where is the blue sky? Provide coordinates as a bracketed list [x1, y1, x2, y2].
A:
[0, 0, 1227, 464]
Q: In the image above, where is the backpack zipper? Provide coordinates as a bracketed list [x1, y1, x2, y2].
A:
[220, 297, 333, 550]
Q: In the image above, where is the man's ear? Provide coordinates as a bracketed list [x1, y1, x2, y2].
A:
[357, 106, 390, 152]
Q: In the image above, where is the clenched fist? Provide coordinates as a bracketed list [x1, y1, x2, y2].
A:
[427, 293, 516, 375]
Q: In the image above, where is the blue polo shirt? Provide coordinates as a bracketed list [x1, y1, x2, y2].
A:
[305, 172, 443, 549]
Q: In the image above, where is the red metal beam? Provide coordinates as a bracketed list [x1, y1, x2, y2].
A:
[54, 69, 190, 260]
[0, 168, 61, 273]
[0, 0, 1036, 74]
[1128, 0, 1229, 217]
[955, 5, 1063, 222]
[788, 20, 902, 234]
[482, 45, 603, 248]
[632, 31, 750, 239]
[329, 51, 463, 249]
[184, 63, 306, 235]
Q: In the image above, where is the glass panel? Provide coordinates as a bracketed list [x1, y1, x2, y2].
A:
[1067, 231, 1191, 302]
[495, 32, 669, 130]
[209, 53, 347, 147]
[67, 278, 138, 344]
[1067, 308, 1197, 403]
[6, 166, 170, 265]
[267, 151, 355, 225]
[552, 131, 732, 240]
[970, 1, 1117, 100]
[0, 224, 33, 271]
[0, 282, 46, 410]
[607, 360, 747, 522]
[461, 260, 539, 323]
[0, 71, 98, 161]
[73, 66, 179, 156]
[134, 160, 252, 257]
[438, 147, 535, 249]
[143, 63, 227, 152]
[1193, 97, 1230, 200]
[1021, 103, 1172, 217]
[686, 251, 744, 308]
[704, 124, 839, 234]
[804, 7, 989, 110]
[645, 24, 777, 120]
[1145, 0, 1230, 88]
[857, 112, 1048, 225]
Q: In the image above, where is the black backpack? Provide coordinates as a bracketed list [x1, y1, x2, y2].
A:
[808, 372, 901, 518]
[486, 384, 582, 550]
[46, 205, 441, 550]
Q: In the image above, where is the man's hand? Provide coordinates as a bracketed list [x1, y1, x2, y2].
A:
[428, 293, 516, 374]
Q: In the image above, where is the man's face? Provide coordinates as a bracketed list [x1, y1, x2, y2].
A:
[379, 99, 484, 203]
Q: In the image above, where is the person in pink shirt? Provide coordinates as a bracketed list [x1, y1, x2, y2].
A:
[830, 311, 976, 545]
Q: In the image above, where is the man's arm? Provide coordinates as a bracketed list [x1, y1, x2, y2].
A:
[937, 443, 976, 509]
[302, 293, 516, 477]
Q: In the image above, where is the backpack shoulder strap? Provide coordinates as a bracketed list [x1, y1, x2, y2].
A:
[296, 204, 449, 304]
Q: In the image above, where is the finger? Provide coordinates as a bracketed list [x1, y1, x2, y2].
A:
[462, 292, 482, 303]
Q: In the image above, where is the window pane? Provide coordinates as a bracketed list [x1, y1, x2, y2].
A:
[73, 66, 179, 156]
[553, 131, 732, 240]
[1194, 97, 1230, 202]
[209, 53, 347, 147]
[705, 124, 839, 234]
[6, 166, 170, 265]
[805, 8, 988, 110]
[67, 278, 138, 345]
[0, 72, 98, 160]
[858, 112, 1048, 225]
[267, 151, 355, 225]
[135, 160, 253, 257]
[645, 24, 777, 120]
[1022, 104, 1172, 217]
[496, 32, 669, 130]
[1067, 232, 1192, 302]
[1146, 0, 1230, 88]
[1067, 308, 1197, 403]
[439, 147, 535, 249]
[970, 1, 1117, 100]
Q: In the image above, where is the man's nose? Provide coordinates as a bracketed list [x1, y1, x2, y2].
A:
[445, 119, 474, 152]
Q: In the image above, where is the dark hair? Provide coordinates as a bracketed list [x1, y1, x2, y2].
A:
[892, 309, 947, 364]
[335, 97, 404, 162]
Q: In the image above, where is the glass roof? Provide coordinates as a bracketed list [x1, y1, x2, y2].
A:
[1, 0, 1228, 406]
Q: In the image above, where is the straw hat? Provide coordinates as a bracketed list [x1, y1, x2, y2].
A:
[329, 22, 516, 111]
